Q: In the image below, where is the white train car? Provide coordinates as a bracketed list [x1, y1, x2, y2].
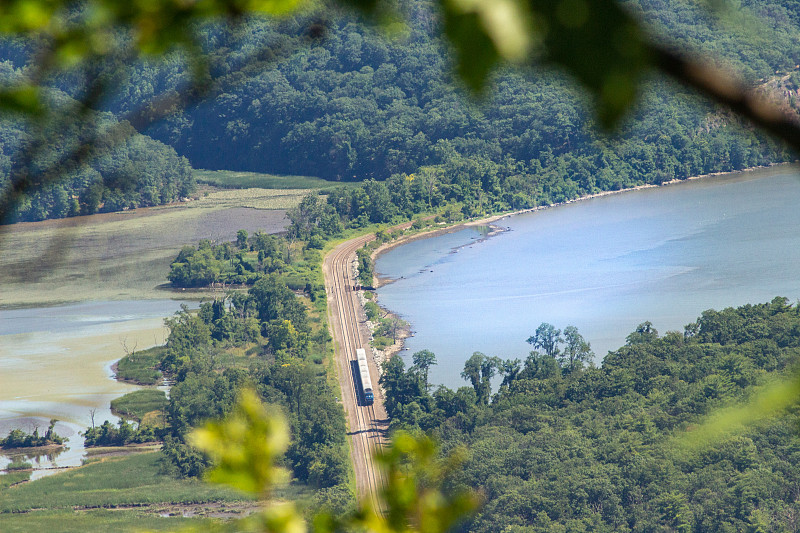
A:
[356, 348, 374, 404]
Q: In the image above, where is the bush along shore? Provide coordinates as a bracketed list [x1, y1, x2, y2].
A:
[0, 420, 64, 451]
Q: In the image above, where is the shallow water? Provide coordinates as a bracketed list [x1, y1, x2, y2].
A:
[0, 299, 186, 475]
[376, 168, 800, 389]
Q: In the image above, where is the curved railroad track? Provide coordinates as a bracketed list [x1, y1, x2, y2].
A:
[323, 234, 389, 509]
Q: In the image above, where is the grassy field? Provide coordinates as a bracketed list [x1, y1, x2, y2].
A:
[0, 452, 249, 513]
[116, 345, 165, 385]
[0, 451, 254, 530]
[110, 390, 168, 421]
[194, 169, 337, 190]
[0, 509, 206, 533]
[190, 187, 314, 210]
[0, 450, 320, 531]
[0, 471, 30, 489]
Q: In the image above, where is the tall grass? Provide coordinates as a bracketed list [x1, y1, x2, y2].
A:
[115, 346, 165, 385]
[0, 509, 208, 532]
[110, 390, 168, 421]
[0, 471, 30, 488]
[0, 450, 318, 531]
[194, 169, 334, 190]
[0, 452, 250, 513]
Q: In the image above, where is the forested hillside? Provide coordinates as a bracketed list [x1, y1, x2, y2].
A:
[381, 298, 800, 532]
[4, 0, 800, 223]
[0, 61, 195, 224]
[99, 0, 800, 198]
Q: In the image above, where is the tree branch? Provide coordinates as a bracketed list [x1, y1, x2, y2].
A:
[650, 42, 800, 152]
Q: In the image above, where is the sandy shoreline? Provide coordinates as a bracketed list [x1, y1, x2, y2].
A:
[364, 162, 792, 366]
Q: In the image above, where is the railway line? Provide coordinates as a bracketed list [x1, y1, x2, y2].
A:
[323, 234, 388, 508]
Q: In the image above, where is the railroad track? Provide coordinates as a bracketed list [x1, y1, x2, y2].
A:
[323, 234, 388, 509]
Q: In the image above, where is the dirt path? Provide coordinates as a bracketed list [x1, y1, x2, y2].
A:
[323, 235, 389, 508]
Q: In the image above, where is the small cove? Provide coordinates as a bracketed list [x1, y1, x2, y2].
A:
[0, 299, 187, 476]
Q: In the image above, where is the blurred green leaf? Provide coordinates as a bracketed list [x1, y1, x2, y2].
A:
[439, 0, 649, 123]
[441, 0, 532, 93]
[0, 0, 57, 32]
[673, 372, 800, 453]
[0, 85, 44, 117]
[441, 5, 500, 93]
[248, 0, 308, 16]
[189, 387, 291, 496]
[530, 0, 652, 127]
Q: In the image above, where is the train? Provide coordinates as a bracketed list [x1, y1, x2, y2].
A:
[356, 348, 374, 405]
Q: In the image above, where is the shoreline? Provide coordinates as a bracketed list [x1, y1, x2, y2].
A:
[371, 162, 791, 272]
[364, 162, 792, 367]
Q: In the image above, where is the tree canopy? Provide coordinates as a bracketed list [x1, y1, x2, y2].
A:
[381, 299, 800, 531]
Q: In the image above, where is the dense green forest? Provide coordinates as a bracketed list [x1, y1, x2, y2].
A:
[102, 225, 351, 510]
[156, 288, 350, 497]
[380, 298, 800, 532]
[92, 0, 800, 203]
[0, 61, 195, 223]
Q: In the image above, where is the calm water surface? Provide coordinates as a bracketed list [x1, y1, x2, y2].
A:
[0, 299, 187, 476]
[376, 168, 800, 389]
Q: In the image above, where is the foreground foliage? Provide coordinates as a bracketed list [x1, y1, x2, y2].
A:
[185, 390, 479, 533]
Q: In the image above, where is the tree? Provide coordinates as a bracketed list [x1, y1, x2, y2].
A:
[499, 358, 522, 388]
[527, 322, 563, 358]
[626, 321, 659, 345]
[461, 351, 501, 404]
[249, 274, 308, 333]
[236, 229, 248, 249]
[383, 315, 405, 343]
[380, 355, 426, 418]
[412, 349, 437, 391]
[561, 325, 594, 371]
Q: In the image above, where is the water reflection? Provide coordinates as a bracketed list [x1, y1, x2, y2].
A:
[2, 445, 68, 467]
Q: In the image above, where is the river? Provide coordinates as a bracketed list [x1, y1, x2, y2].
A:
[375, 167, 800, 390]
[0, 300, 186, 477]
[0, 202, 287, 477]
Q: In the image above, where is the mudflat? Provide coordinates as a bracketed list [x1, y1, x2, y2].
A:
[0, 190, 295, 307]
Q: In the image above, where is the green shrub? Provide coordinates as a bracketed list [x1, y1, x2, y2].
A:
[6, 461, 32, 471]
[372, 336, 393, 350]
[364, 301, 381, 321]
